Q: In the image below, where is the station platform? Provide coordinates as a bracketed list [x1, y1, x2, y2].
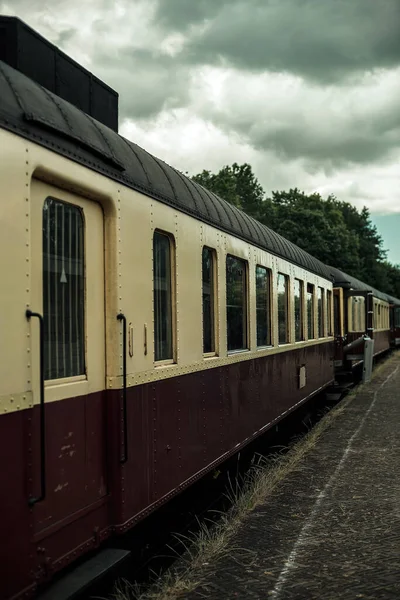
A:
[185, 351, 400, 600]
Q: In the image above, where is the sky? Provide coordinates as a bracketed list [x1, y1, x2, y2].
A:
[1, 0, 400, 264]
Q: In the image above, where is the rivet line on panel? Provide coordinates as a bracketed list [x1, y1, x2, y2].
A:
[117, 190, 123, 367]
[25, 145, 31, 388]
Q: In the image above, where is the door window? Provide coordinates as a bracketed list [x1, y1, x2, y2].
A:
[43, 198, 85, 380]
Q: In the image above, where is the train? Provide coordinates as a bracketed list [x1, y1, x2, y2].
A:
[0, 16, 399, 600]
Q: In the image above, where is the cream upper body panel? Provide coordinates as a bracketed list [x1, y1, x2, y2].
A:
[0, 128, 333, 412]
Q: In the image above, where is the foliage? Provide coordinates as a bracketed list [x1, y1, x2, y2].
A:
[191, 163, 400, 298]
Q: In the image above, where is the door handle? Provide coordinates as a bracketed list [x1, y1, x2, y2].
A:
[117, 313, 128, 464]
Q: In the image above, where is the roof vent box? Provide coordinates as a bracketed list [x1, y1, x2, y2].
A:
[0, 15, 118, 132]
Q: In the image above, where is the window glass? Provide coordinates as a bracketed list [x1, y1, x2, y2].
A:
[317, 287, 324, 337]
[43, 198, 85, 380]
[202, 247, 216, 353]
[327, 290, 333, 335]
[277, 273, 289, 344]
[154, 231, 174, 361]
[256, 266, 271, 347]
[351, 297, 357, 331]
[360, 298, 366, 331]
[307, 283, 315, 339]
[226, 256, 247, 351]
[394, 308, 400, 328]
[294, 278, 304, 342]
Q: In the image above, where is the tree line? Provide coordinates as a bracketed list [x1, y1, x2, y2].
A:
[191, 163, 400, 298]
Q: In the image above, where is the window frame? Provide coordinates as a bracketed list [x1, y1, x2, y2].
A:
[202, 246, 218, 357]
[226, 254, 249, 354]
[277, 272, 289, 345]
[153, 229, 176, 365]
[255, 264, 272, 348]
[317, 286, 325, 338]
[327, 289, 333, 336]
[307, 283, 315, 340]
[294, 278, 304, 342]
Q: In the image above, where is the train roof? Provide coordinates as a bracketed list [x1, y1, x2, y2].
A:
[386, 294, 400, 307]
[327, 265, 400, 304]
[0, 58, 333, 280]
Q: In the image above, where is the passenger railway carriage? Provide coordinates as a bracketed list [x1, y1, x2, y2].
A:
[328, 266, 394, 367]
[0, 17, 398, 600]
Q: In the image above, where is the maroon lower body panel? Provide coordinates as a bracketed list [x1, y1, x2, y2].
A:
[109, 342, 334, 530]
[0, 342, 334, 599]
[392, 326, 400, 346]
[373, 330, 391, 355]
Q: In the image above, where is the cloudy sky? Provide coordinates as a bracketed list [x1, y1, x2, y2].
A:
[2, 0, 400, 262]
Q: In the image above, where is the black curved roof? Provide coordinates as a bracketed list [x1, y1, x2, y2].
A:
[386, 293, 400, 307]
[0, 59, 333, 280]
[327, 265, 399, 304]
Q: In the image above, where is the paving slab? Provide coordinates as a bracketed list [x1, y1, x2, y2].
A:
[184, 352, 400, 600]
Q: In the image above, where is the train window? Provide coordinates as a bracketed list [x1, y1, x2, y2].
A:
[153, 231, 175, 362]
[256, 265, 271, 347]
[202, 247, 216, 354]
[351, 297, 357, 331]
[43, 198, 85, 380]
[294, 278, 304, 342]
[317, 287, 325, 337]
[307, 283, 315, 339]
[226, 255, 248, 351]
[395, 308, 400, 328]
[277, 273, 289, 344]
[327, 290, 333, 335]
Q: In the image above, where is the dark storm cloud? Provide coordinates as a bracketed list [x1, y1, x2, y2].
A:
[156, 0, 400, 83]
[155, 0, 251, 30]
[197, 68, 400, 169]
[93, 48, 191, 121]
[220, 102, 400, 168]
[250, 121, 400, 168]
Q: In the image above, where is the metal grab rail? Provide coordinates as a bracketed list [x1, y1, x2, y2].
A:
[26, 309, 46, 506]
[117, 313, 128, 464]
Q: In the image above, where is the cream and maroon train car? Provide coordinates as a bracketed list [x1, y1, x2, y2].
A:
[0, 18, 338, 600]
[328, 266, 392, 367]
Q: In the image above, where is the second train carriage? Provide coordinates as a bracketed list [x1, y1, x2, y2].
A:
[0, 20, 336, 600]
[387, 294, 400, 347]
[328, 266, 393, 368]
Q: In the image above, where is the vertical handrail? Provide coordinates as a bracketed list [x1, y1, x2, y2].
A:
[26, 309, 46, 506]
[117, 313, 128, 464]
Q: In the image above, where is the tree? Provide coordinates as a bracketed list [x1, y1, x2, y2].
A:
[260, 189, 360, 273]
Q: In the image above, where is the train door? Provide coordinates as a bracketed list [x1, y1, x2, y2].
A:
[28, 180, 108, 545]
[333, 287, 344, 366]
